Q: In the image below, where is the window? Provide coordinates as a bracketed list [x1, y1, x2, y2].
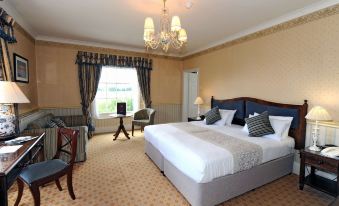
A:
[94, 66, 140, 117]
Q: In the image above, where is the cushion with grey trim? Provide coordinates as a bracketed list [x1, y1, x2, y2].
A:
[52, 118, 67, 128]
[47, 120, 58, 128]
[205, 107, 222, 125]
[245, 111, 275, 137]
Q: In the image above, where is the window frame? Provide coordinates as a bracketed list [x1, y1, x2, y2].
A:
[94, 66, 140, 118]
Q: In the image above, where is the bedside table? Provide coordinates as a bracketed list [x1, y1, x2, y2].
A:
[299, 148, 339, 197]
[188, 115, 205, 122]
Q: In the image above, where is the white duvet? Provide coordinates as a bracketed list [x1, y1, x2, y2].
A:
[144, 121, 294, 183]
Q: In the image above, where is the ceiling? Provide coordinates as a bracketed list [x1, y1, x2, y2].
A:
[3, 0, 339, 56]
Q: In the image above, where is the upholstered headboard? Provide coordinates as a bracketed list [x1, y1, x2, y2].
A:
[211, 96, 308, 150]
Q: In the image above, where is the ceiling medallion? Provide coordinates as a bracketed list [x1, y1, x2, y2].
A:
[143, 0, 188, 52]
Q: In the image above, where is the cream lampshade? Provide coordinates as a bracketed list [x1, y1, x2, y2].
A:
[171, 16, 181, 32]
[0, 81, 30, 139]
[194, 97, 204, 119]
[0, 81, 30, 103]
[305, 106, 332, 151]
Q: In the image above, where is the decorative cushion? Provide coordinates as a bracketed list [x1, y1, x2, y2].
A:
[245, 111, 275, 137]
[46, 120, 58, 128]
[52, 118, 67, 128]
[27, 113, 55, 129]
[254, 113, 293, 140]
[205, 107, 222, 125]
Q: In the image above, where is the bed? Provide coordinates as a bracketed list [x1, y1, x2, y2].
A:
[144, 97, 308, 206]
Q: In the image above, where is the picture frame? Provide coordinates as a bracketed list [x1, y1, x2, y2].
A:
[13, 53, 29, 83]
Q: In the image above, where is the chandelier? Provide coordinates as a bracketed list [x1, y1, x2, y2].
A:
[143, 0, 188, 52]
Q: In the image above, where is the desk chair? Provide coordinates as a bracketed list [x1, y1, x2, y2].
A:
[15, 128, 79, 206]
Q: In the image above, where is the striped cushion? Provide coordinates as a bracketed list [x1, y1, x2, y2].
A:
[205, 107, 222, 125]
[245, 111, 275, 137]
[52, 118, 67, 128]
[46, 120, 58, 128]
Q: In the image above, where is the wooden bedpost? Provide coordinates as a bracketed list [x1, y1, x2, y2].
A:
[299, 100, 308, 149]
[211, 96, 214, 108]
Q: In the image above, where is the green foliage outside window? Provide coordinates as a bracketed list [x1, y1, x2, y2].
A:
[97, 98, 134, 114]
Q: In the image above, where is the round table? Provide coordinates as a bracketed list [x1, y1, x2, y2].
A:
[110, 114, 132, 141]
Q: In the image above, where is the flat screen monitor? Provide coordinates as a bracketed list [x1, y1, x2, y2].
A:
[117, 102, 126, 115]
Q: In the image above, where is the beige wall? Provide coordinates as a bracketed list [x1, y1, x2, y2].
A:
[184, 13, 339, 120]
[8, 26, 38, 114]
[35, 42, 183, 108]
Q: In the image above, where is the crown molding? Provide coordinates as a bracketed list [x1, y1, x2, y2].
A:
[183, 0, 339, 59]
[35, 35, 184, 59]
[3, 0, 339, 60]
[35, 39, 182, 60]
[0, 1, 37, 38]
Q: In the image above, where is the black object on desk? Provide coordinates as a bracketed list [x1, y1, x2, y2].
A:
[0, 132, 45, 206]
[117, 102, 126, 115]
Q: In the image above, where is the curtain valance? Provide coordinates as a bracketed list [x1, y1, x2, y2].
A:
[0, 8, 16, 43]
[76, 51, 153, 70]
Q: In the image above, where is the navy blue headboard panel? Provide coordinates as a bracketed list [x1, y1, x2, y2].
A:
[210, 96, 308, 149]
[246, 101, 299, 129]
[211, 99, 245, 125]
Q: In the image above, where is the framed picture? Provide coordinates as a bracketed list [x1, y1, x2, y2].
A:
[13, 53, 29, 83]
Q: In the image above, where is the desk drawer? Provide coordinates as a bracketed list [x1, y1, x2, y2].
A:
[305, 154, 338, 173]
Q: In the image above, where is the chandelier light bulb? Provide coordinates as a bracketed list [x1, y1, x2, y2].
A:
[171, 16, 181, 32]
[144, 17, 155, 32]
[178, 29, 187, 42]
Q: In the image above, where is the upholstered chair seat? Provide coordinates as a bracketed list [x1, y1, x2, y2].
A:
[19, 159, 68, 184]
[132, 108, 156, 136]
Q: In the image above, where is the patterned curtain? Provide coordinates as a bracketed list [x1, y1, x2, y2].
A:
[136, 68, 151, 107]
[0, 7, 17, 81]
[76, 51, 153, 107]
[78, 64, 102, 137]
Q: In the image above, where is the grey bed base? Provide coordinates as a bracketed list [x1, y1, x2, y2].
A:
[145, 140, 294, 206]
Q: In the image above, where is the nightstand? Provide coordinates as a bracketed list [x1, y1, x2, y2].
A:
[188, 115, 205, 122]
[299, 148, 339, 197]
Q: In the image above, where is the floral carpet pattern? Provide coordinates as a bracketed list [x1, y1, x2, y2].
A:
[8, 131, 334, 206]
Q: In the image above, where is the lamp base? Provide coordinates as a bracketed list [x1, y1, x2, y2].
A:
[309, 145, 321, 152]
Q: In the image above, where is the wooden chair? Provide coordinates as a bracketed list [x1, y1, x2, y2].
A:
[132, 108, 156, 136]
[14, 128, 79, 206]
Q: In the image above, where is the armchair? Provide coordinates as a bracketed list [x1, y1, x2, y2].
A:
[132, 108, 156, 136]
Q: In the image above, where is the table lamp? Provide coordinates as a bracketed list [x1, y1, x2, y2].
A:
[305, 106, 332, 151]
[194, 97, 204, 119]
[0, 81, 30, 139]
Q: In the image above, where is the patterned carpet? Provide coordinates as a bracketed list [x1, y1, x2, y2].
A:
[8, 131, 334, 206]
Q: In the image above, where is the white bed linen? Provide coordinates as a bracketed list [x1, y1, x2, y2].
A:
[144, 122, 294, 183]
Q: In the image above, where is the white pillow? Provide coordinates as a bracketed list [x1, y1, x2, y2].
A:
[204, 109, 236, 126]
[254, 113, 293, 140]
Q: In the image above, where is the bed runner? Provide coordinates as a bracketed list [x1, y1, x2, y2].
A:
[171, 123, 263, 173]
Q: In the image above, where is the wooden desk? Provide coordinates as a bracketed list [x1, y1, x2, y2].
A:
[0, 133, 45, 206]
[110, 114, 132, 141]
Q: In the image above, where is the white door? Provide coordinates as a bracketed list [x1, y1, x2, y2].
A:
[182, 71, 198, 121]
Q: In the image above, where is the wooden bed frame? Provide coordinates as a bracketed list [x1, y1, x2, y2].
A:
[145, 97, 308, 206]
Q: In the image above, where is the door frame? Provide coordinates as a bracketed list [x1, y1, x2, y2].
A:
[182, 68, 200, 121]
